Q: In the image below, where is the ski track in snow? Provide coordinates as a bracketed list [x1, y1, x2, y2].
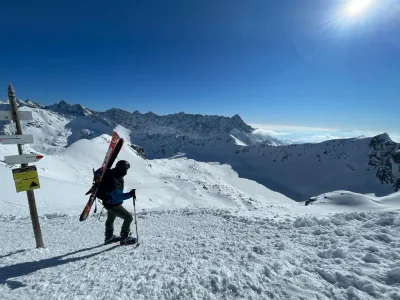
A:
[1, 209, 400, 300]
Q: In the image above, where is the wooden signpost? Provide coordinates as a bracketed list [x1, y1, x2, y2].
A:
[0, 84, 44, 248]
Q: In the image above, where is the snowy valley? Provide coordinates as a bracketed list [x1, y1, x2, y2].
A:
[1, 99, 399, 201]
[0, 99, 399, 300]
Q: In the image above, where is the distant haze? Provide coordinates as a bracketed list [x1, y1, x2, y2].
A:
[250, 123, 400, 144]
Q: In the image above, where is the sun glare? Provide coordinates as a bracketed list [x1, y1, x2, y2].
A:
[344, 0, 373, 17]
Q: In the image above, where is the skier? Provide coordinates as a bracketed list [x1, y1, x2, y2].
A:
[96, 160, 137, 245]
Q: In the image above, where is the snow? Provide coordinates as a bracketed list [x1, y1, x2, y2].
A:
[229, 134, 247, 146]
[0, 134, 298, 217]
[362, 253, 381, 264]
[1, 106, 71, 154]
[232, 136, 400, 200]
[1, 209, 399, 299]
[0, 111, 400, 299]
[305, 190, 400, 212]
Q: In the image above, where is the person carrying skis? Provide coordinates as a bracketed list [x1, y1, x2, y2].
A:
[96, 160, 137, 245]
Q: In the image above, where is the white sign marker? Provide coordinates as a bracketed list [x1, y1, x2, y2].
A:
[4, 153, 44, 165]
[0, 111, 33, 121]
[0, 134, 34, 145]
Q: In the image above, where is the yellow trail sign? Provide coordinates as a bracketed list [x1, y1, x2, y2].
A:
[12, 166, 38, 181]
[12, 166, 41, 192]
[15, 178, 40, 193]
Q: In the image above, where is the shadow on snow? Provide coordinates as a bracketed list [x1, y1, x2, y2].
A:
[0, 244, 119, 290]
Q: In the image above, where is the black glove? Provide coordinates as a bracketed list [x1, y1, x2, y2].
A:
[129, 189, 136, 198]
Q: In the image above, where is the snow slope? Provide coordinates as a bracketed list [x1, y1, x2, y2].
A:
[0, 104, 71, 154]
[1, 132, 400, 300]
[231, 134, 400, 201]
[1, 208, 399, 299]
[127, 131, 400, 201]
[306, 191, 400, 212]
[0, 133, 294, 217]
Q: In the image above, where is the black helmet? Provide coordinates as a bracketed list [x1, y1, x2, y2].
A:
[115, 160, 130, 171]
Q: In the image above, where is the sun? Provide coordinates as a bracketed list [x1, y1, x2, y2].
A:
[344, 0, 374, 17]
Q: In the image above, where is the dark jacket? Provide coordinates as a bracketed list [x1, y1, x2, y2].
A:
[97, 168, 131, 207]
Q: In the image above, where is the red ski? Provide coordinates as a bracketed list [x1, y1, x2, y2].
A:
[79, 132, 124, 221]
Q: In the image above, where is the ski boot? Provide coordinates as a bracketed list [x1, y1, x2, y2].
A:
[120, 232, 137, 246]
[104, 234, 120, 245]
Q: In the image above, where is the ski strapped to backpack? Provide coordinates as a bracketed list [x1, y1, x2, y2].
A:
[79, 132, 124, 221]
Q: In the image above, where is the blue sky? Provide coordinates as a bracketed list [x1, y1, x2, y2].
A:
[0, 0, 399, 132]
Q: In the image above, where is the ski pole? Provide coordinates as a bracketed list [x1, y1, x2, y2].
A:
[97, 206, 105, 221]
[133, 196, 139, 244]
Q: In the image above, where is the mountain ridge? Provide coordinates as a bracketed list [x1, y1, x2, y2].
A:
[1, 98, 280, 147]
[0, 98, 398, 201]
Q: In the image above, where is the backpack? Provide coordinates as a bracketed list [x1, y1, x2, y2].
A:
[85, 168, 111, 201]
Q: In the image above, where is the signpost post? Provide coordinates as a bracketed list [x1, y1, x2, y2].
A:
[1, 84, 45, 248]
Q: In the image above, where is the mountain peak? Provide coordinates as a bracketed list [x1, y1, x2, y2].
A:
[230, 114, 249, 127]
[1, 99, 44, 109]
[231, 114, 241, 120]
[16, 98, 44, 108]
[104, 107, 125, 113]
[45, 100, 92, 117]
[369, 133, 393, 148]
[144, 111, 157, 117]
[374, 133, 391, 141]
[23, 99, 44, 108]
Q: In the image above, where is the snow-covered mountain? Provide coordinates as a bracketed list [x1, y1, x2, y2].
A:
[1, 99, 398, 201]
[100, 108, 276, 145]
[0, 99, 277, 150]
[99, 108, 284, 159]
[231, 133, 400, 200]
[45, 100, 93, 117]
[0, 100, 72, 154]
